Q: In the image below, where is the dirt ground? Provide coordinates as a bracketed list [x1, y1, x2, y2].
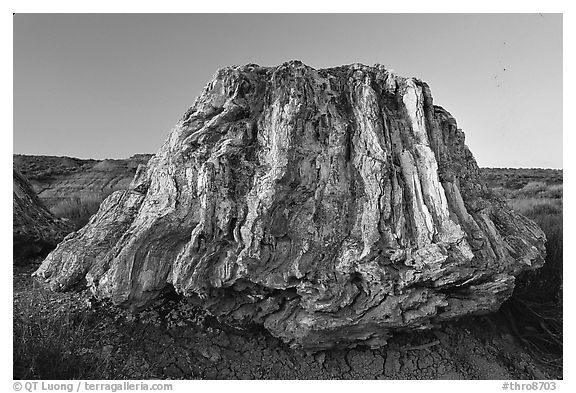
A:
[13, 261, 561, 380]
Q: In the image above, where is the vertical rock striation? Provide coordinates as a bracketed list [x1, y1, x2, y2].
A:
[34, 61, 545, 349]
[13, 169, 73, 262]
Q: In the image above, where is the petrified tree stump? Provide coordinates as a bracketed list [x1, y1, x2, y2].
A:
[34, 62, 545, 349]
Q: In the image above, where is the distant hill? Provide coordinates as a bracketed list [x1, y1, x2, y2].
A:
[13, 154, 153, 209]
[480, 168, 562, 190]
[13, 154, 153, 229]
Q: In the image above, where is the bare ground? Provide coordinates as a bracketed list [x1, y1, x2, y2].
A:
[13, 261, 561, 380]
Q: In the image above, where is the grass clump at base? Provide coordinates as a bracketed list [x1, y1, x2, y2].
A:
[13, 285, 113, 379]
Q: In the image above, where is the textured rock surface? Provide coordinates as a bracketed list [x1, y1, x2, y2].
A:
[14, 154, 152, 210]
[13, 169, 73, 261]
[34, 61, 546, 349]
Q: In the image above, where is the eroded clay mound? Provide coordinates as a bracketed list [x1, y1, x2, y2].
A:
[13, 154, 152, 210]
[13, 169, 73, 261]
[34, 61, 545, 349]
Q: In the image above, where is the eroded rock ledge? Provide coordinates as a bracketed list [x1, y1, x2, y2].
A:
[13, 169, 73, 261]
[34, 61, 546, 349]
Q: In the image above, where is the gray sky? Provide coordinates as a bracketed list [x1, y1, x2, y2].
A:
[13, 13, 562, 168]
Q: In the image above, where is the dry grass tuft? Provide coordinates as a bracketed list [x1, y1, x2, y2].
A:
[50, 193, 111, 230]
[13, 286, 113, 379]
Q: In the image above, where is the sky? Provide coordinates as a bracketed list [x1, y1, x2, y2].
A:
[13, 13, 562, 168]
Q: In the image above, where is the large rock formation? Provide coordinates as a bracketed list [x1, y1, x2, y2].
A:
[13, 169, 73, 261]
[34, 61, 546, 349]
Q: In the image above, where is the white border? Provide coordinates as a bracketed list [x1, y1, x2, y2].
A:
[3, 1, 572, 390]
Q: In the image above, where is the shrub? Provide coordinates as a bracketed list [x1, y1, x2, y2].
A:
[511, 182, 563, 200]
[508, 198, 562, 216]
